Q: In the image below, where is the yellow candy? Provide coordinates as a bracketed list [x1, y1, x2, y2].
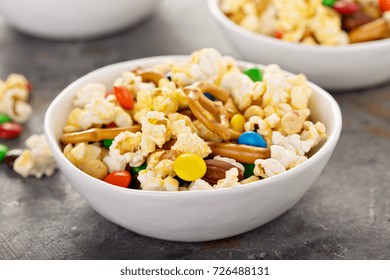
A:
[173, 153, 207, 181]
[230, 114, 245, 133]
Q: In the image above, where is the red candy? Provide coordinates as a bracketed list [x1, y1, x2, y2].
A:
[26, 81, 33, 92]
[379, 0, 390, 12]
[104, 170, 131, 188]
[0, 122, 23, 139]
[106, 122, 117, 128]
[275, 30, 283, 39]
[333, 1, 360, 15]
[113, 86, 134, 110]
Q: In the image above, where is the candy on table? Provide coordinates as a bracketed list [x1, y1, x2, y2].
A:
[3, 149, 23, 168]
[0, 144, 9, 161]
[60, 48, 327, 191]
[0, 122, 23, 139]
[0, 113, 12, 124]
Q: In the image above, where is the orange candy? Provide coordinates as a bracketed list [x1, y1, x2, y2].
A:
[113, 86, 134, 110]
[104, 170, 131, 188]
[379, 0, 390, 12]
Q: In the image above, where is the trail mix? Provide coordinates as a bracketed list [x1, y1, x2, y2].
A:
[60, 48, 327, 191]
[220, 0, 390, 45]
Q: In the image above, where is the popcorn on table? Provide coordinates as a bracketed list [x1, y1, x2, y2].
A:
[60, 48, 327, 191]
[14, 134, 56, 178]
[0, 74, 32, 123]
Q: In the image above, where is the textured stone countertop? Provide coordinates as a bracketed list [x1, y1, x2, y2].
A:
[0, 0, 389, 260]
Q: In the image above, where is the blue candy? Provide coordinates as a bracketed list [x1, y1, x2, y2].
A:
[204, 92, 216, 101]
[238, 131, 267, 148]
[166, 72, 172, 81]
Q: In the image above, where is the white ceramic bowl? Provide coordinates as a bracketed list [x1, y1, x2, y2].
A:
[44, 56, 342, 242]
[0, 0, 159, 40]
[208, 0, 390, 90]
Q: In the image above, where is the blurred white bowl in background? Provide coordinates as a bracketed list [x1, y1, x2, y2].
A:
[208, 0, 390, 90]
[0, 0, 159, 40]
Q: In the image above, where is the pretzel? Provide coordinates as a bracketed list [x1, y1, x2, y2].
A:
[134, 69, 164, 85]
[349, 18, 390, 43]
[208, 142, 270, 164]
[60, 125, 141, 144]
[162, 139, 270, 164]
[184, 85, 240, 142]
[191, 81, 230, 103]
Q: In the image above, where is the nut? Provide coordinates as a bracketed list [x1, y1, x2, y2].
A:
[202, 159, 244, 185]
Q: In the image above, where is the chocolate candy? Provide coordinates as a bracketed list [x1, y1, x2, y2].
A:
[0, 122, 23, 139]
[0, 114, 12, 125]
[113, 86, 134, 110]
[333, 1, 360, 15]
[4, 149, 23, 168]
[243, 68, 263, 82]
[173, 153, 207, 181]
[104, 170, 131, 188]
[0, 144, 9, 162]
[238, 131, 267, 148]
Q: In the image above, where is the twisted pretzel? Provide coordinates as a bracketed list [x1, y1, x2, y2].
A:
[134, 69, 164, 85]
[184, 83, 241, 142]
[60, 125, 141, 144]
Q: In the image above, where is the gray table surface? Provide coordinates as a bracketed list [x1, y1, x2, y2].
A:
[0, 0, 389, 260]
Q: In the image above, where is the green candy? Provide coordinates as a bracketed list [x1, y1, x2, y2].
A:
[243, 68, 262, 82]
[103, 139, 113, 149]
[131, 163, 147, 174]
[322, 0, 337, 7]
[0, 114, 12, 125]
[0, 144, 9, 162]
[244, 164, 255, 179]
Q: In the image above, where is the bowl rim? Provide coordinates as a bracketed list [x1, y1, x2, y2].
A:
[44, 55, 342, 197]
[207, 0, 390, 51]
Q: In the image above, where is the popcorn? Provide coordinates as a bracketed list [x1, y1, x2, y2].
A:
[138, 169, 179, 191]
[253, 158, 286, 178]
[189, 168, 241, 190]
[272, 131, 312, 156]
[64, 98, 132, 132]
[215, 168, 242, 189]
[114, 71, 154, 98]
[14, 134, 56, 178]
[104, 131, 145, 171]
[140, 111, 171, 154]
[171, 132, 211, 158]
[133, 85, 185, 122]
[270, 145, 307, 169]
[73, 83, 106, 108]
[0, 74, 32, 123]
[244, 114, 281, 140]
[171, 48, 239, 87]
